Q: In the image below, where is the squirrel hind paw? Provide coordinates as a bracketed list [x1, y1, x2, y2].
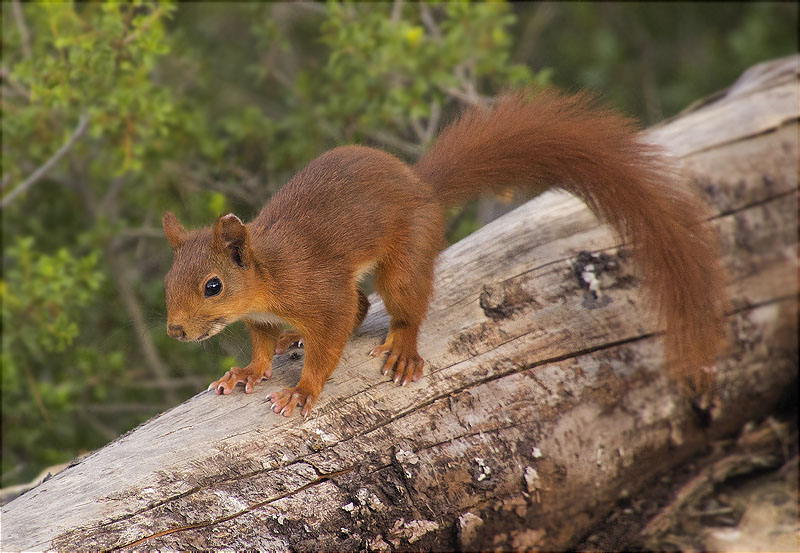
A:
[370, 341, 424, 386]
[275, 330, 304, 355]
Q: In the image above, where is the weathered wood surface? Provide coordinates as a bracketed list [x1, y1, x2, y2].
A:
[1, 56, 797, 552]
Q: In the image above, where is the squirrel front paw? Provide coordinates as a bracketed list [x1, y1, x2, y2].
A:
[209, 361, 273, 395]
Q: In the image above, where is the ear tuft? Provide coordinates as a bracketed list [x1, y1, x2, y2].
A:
[214, 213, 251, 268]
[162, 212, 186, 250]
[220, 213, 243, 226]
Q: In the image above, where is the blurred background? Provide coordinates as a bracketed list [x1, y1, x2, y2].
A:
[1, 1, 797, 488]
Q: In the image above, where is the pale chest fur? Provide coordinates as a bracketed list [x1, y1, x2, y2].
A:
[244, 312, 290, 328]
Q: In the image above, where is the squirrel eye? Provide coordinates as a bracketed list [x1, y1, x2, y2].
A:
[204, 276, 222, 298]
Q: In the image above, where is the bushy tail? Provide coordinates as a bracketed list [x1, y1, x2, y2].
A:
[414, 89, 726, 389]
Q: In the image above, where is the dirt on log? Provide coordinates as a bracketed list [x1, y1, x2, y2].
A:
[1, 56, 797, 552]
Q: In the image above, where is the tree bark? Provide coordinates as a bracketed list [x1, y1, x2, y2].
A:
[1, 56, 797, 552]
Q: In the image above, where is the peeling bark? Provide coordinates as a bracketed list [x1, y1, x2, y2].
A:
[1, 56, 797, 552]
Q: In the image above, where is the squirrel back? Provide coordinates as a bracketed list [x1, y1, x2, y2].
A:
[414, 89, 726, 389]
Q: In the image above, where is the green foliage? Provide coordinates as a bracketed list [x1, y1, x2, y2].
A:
[314, 1, 536, 144]
[1, 1, 192, 486]
[1, 1, 796, 487]
[1, 238, 116, 482]
[2, 238, 103, 352]
[4, 2, 177, 180]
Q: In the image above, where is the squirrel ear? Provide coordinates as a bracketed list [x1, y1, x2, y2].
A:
[214, 213, 251, 269]
[162, 212, 186, 250]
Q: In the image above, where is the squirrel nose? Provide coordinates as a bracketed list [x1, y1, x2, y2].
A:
[167, 324, 186, 340]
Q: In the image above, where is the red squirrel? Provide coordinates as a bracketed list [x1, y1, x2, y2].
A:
[162, 89, 726, 418]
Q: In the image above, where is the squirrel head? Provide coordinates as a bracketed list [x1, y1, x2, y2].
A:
[162, 212, 260, 342]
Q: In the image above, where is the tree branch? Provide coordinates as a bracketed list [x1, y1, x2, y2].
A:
[409, 116, 427, 143]
[440, 85, 490, 108]
[104, 240, 179, 405]
[121, 5, 164, 47]
[98, 175, 127, 214]
[367, 129, 423, 157]
[1, 65, 30, 98]
[390, 0, 403, 24]
[1, 113, 89, 208]
[422, 100, 442, 144]
[11, 0, 32, 60]
[513, 3, 558, 63]
[419, 2, 442, 40]
[66, 154, 179, 405]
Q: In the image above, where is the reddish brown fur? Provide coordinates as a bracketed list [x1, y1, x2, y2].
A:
[415, 89, 726, 388]
[163, 88, 726, 417]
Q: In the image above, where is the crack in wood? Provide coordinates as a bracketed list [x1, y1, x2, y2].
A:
[678, 113, 799, 157]
[712, 188, 796, 220]
[157, 424, 196, 439]
[97, 485, 203, 529]
[728, 294, 798, 317]
[95, 461, 315, 529]
[412, 416, 547, 460]
[671, 70, 796, 122]
[497, 186, 795, 289]
[108, 467, 353, 551]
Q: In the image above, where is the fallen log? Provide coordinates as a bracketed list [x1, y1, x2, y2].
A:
[1, 55, 797, 552]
